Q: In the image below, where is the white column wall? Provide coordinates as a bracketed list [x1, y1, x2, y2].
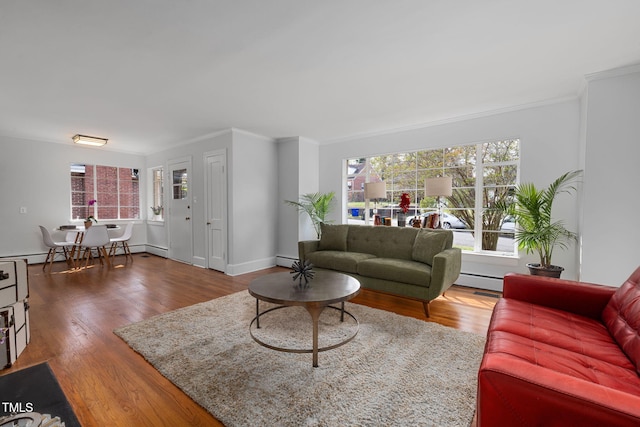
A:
[277, 137, 301, 265]
[580, 67, 640, 285]
[226, 129, 279, 275]
[298, 137, 320, 241]
[276, 137, 319, 266]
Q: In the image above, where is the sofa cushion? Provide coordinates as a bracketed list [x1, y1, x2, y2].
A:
[488, 298, 640, 394]
[411, 229, 449, 266]
[307, 250, 376, 274]
[357, 258, 431, 287]
[318, 223, 349, 251]
[347, 226, 419, 260]
[602, 267, 640, 374]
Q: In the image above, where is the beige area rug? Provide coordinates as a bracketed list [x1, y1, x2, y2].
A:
[114, 291, 485, 426]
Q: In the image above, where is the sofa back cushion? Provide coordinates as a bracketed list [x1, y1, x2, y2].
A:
[318, 224, 349, 251]
[347, 226, 419, 260]
[602, 266, 640, 374]
[411, 229, 452, 266]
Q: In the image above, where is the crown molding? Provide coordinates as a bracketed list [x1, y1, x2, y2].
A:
[230, 127, 275, 142]
[584, 63, 640, 82]
[322, 96, 578, 145]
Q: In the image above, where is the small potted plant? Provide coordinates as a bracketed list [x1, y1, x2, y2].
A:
[150, 206, 163, 220]
[84, 199, 98, 228]
[498, 170, 581, 278]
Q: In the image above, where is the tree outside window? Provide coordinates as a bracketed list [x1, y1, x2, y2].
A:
[345, 139, 519, 255]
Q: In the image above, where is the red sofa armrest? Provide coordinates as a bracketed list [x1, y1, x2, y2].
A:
[478, 354, 640, 426]
[503, 273, 616, 320]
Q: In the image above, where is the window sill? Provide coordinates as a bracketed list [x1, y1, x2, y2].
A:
[147, 220, 165, 226]
[461, 251, 520, 266]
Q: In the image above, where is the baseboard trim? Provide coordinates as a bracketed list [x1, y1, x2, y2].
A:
[226, 257, 276, 276]
[276, 255, 298, 268]
[456, 273, 503, 292]
[2, 245, 147, 265]
[145, 245, 168, 258]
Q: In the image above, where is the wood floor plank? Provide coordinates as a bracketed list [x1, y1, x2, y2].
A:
[2, 254, 499, 426]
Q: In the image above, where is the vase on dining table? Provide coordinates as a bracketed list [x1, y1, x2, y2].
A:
[84, 220, 93, 229]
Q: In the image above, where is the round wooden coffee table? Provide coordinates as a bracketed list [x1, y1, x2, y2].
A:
[248, 270, 360, 367]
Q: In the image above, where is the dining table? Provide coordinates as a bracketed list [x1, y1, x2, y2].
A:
[54, 224, 120, 268]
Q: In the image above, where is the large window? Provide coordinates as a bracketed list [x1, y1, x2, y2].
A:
[70, 164, 140, 220]
[346, 140, 519, 256]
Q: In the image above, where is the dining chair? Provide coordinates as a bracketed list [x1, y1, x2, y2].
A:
[108, 222, 134, 260]
[39, 226, 71, 271]
[78, 225, 111, 268]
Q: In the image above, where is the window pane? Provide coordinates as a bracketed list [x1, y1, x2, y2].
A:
[482, 210, 515, 254]
[152, 168, 164, 220]
[445, 145, 476, 167]
[173, 169, 188, 199]
[346, 159, 365, 203]
[70, 163, 95, 220]
[417, 149, 444, 169]
[119, 168, 140, 219]
[343, 139, 519, 257]
[483, 139, 519, 163]
[483, 165, 518, 186]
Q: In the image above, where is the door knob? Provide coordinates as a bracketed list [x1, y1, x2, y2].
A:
[186, 217, 191, 220]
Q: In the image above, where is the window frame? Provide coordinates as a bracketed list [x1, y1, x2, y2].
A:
[345, 140, 519, 257]
[148, 166, 165, 222]
[70, 163, 141, 221]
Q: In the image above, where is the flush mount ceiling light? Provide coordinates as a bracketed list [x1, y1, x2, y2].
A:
[72, 134, 108, 147]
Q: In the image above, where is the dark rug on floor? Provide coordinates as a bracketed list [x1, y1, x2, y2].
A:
[0, 362, 81, 426]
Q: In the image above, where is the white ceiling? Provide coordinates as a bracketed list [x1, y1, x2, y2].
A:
[2, 1, 640, 154]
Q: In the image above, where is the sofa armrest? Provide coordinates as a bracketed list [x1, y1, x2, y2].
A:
[298, 240, 320, 263]
[428, 248, 462, 300]
[503, 273, 616, 320]
[478, 353, 640, 426]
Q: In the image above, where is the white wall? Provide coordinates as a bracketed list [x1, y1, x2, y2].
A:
[226, 129, 279, 275]
[580, 67, 640, 285]
[145, 128, 279, 275]
[0, 136, 146, 262]
[145, 130, 233, 265]
[298, 137, 320, 240]
[319, 100, 582, 289]
[277, 137, 302, 264]
[276, 137, 320, 266]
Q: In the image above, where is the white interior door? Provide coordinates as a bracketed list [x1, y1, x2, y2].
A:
[168, 159, 192, 264]
[206, 151, 227, 271]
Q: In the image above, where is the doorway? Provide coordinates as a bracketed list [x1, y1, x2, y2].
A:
[168, 158, 193, 264]
[205, 150, 227, 271]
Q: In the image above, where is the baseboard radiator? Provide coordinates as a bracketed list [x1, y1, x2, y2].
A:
[456, 273, 503, 292]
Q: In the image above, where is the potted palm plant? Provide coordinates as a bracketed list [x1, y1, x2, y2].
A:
[285, 192, 335, 239]
[498, 170, 582, 278]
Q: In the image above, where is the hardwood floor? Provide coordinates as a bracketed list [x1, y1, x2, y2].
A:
[4, 254, 500, 426]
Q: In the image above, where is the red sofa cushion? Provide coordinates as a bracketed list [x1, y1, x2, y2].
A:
[602, 267, 640, 374]
[489, 299, 640, 393]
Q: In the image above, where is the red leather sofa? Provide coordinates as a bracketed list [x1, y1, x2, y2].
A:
[477, 267, 640, 426]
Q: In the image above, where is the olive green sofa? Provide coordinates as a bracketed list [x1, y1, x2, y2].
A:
[298, 224, 462, 317]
